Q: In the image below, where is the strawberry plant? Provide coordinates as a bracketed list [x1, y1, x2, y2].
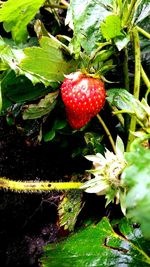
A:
[0, 0, 150, 266]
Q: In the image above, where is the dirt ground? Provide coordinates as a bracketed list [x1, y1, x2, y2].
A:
[0, 117, 99, 267]
[0, 118, 72, 265]
[0, 116, 122, 266]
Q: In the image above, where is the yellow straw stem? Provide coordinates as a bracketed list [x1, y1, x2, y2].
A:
[0, 177, 83, 193]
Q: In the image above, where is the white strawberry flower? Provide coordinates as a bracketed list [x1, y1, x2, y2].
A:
[81, 136, 127, 208]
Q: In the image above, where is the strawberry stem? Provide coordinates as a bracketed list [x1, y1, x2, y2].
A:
[112, 106, 125, 127]
[44, 4, 68, 9]
[126, 27, 141, 151]
[116, 0, 123, 14]
[123, 47, 129, 91]
[141, 65, 150, 100]
[89, 42, 111, 65]
[122, 47, 130, 134]
[123, 0, 140, 27]
[136, 26, 150, 39]
[96, 114, 116, 153]
[0, 177, 83, 192]
[44, 0, 69, 9]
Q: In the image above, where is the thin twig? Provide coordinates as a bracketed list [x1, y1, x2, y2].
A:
[97, 114, 116, 153]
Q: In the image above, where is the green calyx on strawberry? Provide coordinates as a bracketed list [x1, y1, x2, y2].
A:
[61, 72, 106, 129]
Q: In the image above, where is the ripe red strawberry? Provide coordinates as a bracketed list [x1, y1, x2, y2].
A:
[61, 72, 106, 129]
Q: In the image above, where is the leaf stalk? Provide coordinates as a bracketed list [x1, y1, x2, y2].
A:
[123, 0, 140, 27]
[96, 114, 116, 153]
[136, 26, 150, 39]
[123, 47, 130, 91]
[126, 27, 141, 151]
[141, 65, 150, 100]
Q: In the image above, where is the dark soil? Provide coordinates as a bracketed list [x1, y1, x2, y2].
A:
[0, 117, 108, 267]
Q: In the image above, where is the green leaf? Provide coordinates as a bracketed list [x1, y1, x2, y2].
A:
[43, 120, 67, 142]
[107, 89, 150, 128]
[84, 132, 104, 154]
[135, 2, 150, 24]
[20, 36, 76, 85]
[0, 82, 2, 113]
[0, 37, 43, 85]
[58, 191, 83, 231]
[122, 144, 150, 238]
[67, 0, 112, 56]
[116, 135, 125, 157]
[0, 37, 25, 70]
[116, 217, 150, 261]
[0, 60, 8, 71]
[1, 36, 74, 86]
[114, 35, 130, 51]
[41, 217, 150, 267]
[0, 0, 45, 43]
[22, 91, 59, 119]
[1, 70, 50, 112]
[91, 48, 114, 68]
[100, 15, 124, 41]
[53, 120, 67, 130]
[44, 129, 56, 142]
[107, 88, 145, 116]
